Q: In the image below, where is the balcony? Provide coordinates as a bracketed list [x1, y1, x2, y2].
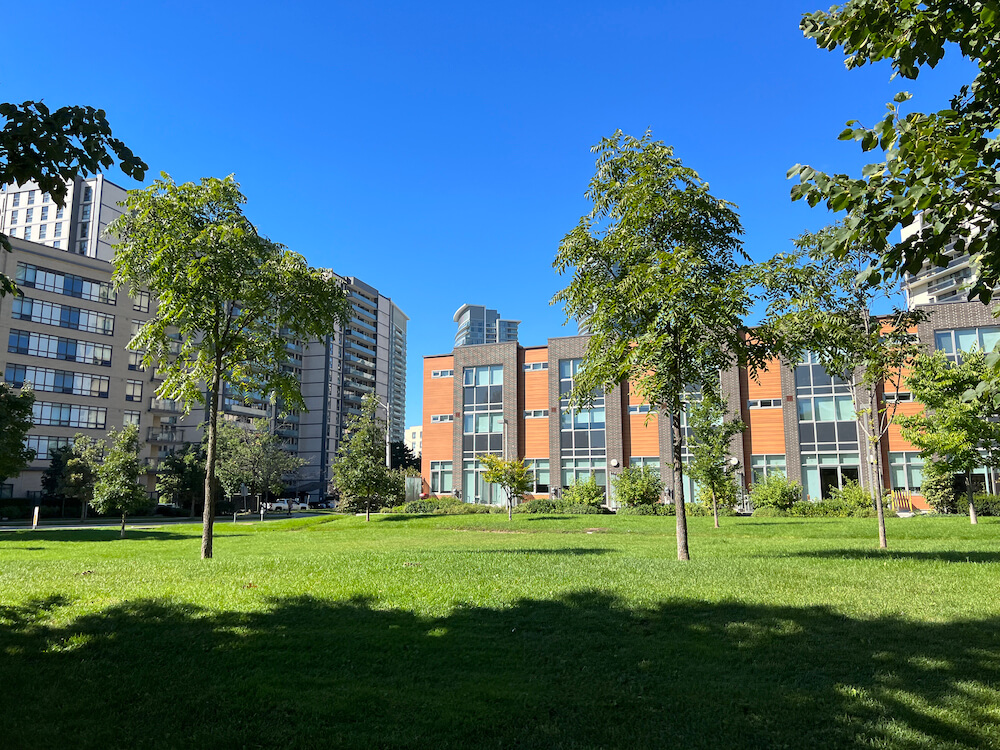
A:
[147, 428, 186, 443]
[150, 397, 184, 413]
[225, 402, 268, 418]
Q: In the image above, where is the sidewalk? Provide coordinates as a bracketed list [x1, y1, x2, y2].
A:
[0, 512, 316, 534]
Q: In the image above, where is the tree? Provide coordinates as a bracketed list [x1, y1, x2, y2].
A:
[478, 454, 533, 521]
[553, 130, 776, 561]
[331, 394, 393, 521]
[685, 390, 745, 529]
[41, 444, 73, 517]
[789, 2, 1000, 302]
[61, 434, 102, 521]
[896, 349, 1000, 525]
[156, 443, 207, 516]
[216, 420, 306, 511]
[761, 227, 925, 549]
[0, 100, 146, 296]
[611, 465, 664, 508]
[390, 441, 420, 472]
[0, 382, 35, 486]
[109, 175, 350, 558]
[91, 425, 148, 537]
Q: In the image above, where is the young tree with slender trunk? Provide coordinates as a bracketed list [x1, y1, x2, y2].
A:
[156, 442, 207, 517]
[553, 130, 777, 561]
[91, 425, 147, 538]
[897, 349, 1000, 525]
[110, 175, 350, 558]
[0, 382, 35, 487]
[331, 394, 393, 522]
[60, 434, 102, 522]
[761, 227, 924, 549]
[685, 389, 745, 529]
[216, 419, 306, 510]
[478, 454, 533, 521]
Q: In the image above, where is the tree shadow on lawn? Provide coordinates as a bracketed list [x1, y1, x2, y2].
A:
[0, 529, 229, 543]
[790, 548, 1000, 565]
[1, 593, 998, 749]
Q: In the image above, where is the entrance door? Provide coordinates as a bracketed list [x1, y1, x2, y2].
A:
[819, 468, 840, 500]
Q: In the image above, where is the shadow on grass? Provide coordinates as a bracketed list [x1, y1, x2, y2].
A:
[2, 592, 998, 749]
[462, 548, 614, 556]
[790, 548, 1000, 564]
[0, 529, 216, 543]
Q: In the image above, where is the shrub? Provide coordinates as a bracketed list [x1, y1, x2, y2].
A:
[559, 502, 604, 515]
[0, 505, 28, 520]
[920, 462, 959, 514]
[696, 479, 738, 512]
[749, 473, 801, 511]
[560, 476, 606, 508]
[612, 466, 663, 507]
[972, 493, 1000, 516]
[827, 480, 878, 517]
[513, 498, 557, 514]
[403, 499, 438, 514]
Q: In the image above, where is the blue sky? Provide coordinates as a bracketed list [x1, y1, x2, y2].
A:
[3, 1, 974, 428]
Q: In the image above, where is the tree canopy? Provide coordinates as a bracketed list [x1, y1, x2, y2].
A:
[0, 99, 146, 296]
[790, 1, 1000, 301]
[331, 394, 393, 521]
[216, 420, 306, 506]
[156, 442, 207, 516]
[0, 382, 35, 485]
[91, 425, 148, 537]
[897, 349, 1000, 524]
[109, 174, 350, 558]
[553, 129, 776, 560]
[478, 454, 533, 520]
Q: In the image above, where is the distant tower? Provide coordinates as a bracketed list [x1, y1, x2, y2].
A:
[453, 304, 519, 346]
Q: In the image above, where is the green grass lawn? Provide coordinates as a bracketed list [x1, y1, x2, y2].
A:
[2, 514, 999, 749]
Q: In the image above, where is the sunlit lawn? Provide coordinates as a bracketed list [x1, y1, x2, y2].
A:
[2, 513, 999, 748]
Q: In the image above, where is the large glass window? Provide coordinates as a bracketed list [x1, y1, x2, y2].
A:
[12, 297, 115, 335]
[559, 359, 606, 462]
[8, 329, 112, 366]
[750, 455, 786, 483]
[462, 365, 503, 457]
[14, 262, 116, 304]
[888, 452, 924, 494]
[32, 401, 107, 429]
[800, 453, 861, 501]
[935, 327, 1000, 363]
[24, 435, 73, 461]
[629, 456, 661, 474]
[462, 459, 502, 504]
[524, 459, 550, 493]
[5, 364, 109, 398]
[430, 461, 453, 493]
[560, 457, 607, 489]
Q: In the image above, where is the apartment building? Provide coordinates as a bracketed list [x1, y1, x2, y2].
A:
[453, 304, 519, 347]
[0, 176, 127, 261]
[421, 300, 1000, 510]
[405, 425, 422, 457]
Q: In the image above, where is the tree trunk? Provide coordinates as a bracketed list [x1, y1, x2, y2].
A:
[201, 370, 221, 559]
[671, 404, 689, 561]
[711, 488, 719, 529]
[121, 513, 126, 538]
[967, 469, 979, 525]
[508, 494, 513, 522]
[80, 495, 87, 522]
[366, 498, 370, 522]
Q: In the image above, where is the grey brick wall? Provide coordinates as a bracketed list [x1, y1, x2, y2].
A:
[779, 358, 802, 484]
[916, 301, 999, 351]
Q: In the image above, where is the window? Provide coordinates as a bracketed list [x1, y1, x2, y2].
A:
[560, 457, 607, 490]
[55, 206, 64, 219]
[14, 262, 116, 304]
[42, 193, 50, 203]
[54, 222, 62, 237]
[132, 290, 150, 313]
[629, 456, 661, 473]
[747, 398, 782, 409]
[27, 190, 35, 204]
[38, 224, 47, 239]
[430, 413, 454, 423]
[431, 369, 454, 378]
[524, 409, 548, 418]
[560, 359, 606, 460]
[125, 380, 143, 402]
[78, 222, 89, 239]
[750, 455, 787, 483]
[461, 459, 503, 504]
[8, 329, 112, 366]
[53, 241, 60, 249]
[77, 239, 88, 255]
[795, 353, 857, 454]
[124, 411, 141, 426]
[935, 327, 1000, 363]
[5, 364, 109, 398]
[25, 208, 33, 222]
[800, 453, 861, 501]
[128, 351, 145, 371]
[40, 206, 48, 221]
[627, 404, 655, 415]
[32, 401, 107, 429]
[883, 391, 913, 403]
[462, 365, 504, 457]
[23, 226, 31, 240]
[11, 192, 19, 207]
[83, 186, 93, 202]
[1, 484, 12, 499]
[430, 461, 453, 493]
[888, 452, 924, 494]
[81, 204, 91, 221]
[24, 435, 72, 461]
[524, 459, 550, 493]
[12, 297, 115, 335]
[10, 210, 16, 225]
[522, 362, 549, 372]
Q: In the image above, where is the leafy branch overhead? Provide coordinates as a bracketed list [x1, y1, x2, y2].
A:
[0, 100, 147, 296]
[790, 1, 1000, 301]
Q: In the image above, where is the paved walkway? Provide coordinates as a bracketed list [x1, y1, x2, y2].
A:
[0, 512, 319, 534]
